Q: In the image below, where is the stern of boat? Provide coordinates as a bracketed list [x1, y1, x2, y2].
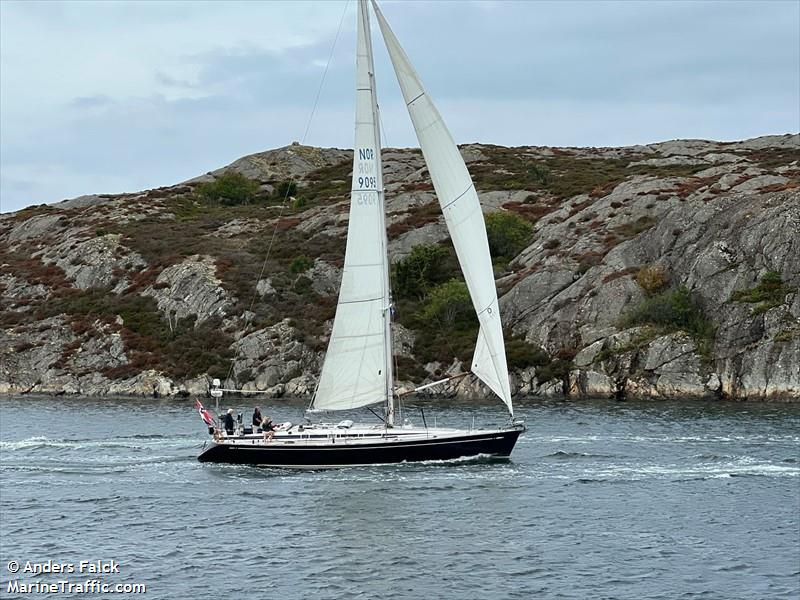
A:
[198, 440, 224, 463]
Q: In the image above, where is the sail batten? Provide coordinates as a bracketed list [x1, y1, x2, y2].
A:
[371, 0, 513, 416]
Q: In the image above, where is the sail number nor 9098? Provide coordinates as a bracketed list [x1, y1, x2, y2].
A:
[356, 148, 377, 202]
[357, 175, 377, 189]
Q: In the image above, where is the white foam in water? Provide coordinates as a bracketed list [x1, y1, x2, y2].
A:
[0, 435, 188, 452]
[574, 461, 800, 481]
[533, 434, 800, 444]
[0, 436, 53, 451]
[418, 453, 497, 465]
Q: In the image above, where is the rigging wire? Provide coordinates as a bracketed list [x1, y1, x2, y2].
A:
[225, 0, 351, 387]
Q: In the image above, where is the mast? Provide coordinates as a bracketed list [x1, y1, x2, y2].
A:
[360, 0, 395, 426]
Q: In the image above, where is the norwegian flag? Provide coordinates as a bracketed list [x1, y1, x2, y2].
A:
[195, 399, 215, 427]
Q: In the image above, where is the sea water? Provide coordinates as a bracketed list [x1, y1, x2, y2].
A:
[0, 396, 797, 599]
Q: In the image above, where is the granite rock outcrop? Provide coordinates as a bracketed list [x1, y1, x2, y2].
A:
[1, 135, 797, 399]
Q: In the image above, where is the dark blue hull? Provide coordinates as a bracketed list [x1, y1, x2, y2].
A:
[198, 428, 523, 468]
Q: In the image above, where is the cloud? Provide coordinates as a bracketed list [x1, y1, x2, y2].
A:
[375, 0, 799, 105]
[70, 95, 116, 109]
[1, 0, 798, 213]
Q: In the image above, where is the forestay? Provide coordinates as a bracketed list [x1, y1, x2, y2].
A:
[313, 0, 392, 412]
[371, 0, 513, 415]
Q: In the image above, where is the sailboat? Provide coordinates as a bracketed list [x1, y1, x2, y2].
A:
[198, 0, 524, 467]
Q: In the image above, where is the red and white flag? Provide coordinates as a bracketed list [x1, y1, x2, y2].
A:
[195, 399, 215, 426]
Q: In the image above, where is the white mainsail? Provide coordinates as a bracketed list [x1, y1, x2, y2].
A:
[371, 0, 513, 415]
[313, 0, 393, 412]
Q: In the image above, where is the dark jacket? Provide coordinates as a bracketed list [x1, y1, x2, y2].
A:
[223, 413, 235, 433]
[252, 410, 262, 427]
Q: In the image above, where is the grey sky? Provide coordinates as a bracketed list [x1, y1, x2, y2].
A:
[1, 0, 798, 213]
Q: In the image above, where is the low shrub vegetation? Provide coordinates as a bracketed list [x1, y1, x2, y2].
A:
[636, 265, 669, 295]
[386, 202, 441, 238]
[620, 286, 715, 357]
[196, 171, 260, 206]
[469, 146, 707, 200]
[289, 256, 313, 274]
[41, 288, 235, 380]
[390, 244, 477, 371]
[272, 180, 298, 202]
[528, 164, 552, 185]
[418, 280, 473, 329]
[392, 244, 453, 300]
[298, 159, 352, 205]
[535, 357, 574, 384]
[505, 336, 550, 369]
[731, 271, 794, 313]
[485, 212, 533, 263]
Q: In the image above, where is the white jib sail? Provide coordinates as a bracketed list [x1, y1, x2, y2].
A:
[313, 0, 392, 412]
[371, 0, 513, 416]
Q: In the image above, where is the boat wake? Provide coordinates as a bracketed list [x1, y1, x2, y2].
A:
[0, 456, 188, 475]
[544, 451, 617, 460]
[0, 435, 196, 476]
[414, 453, 506, 466]
[0, 434, 192, 452]
[563, 462, 800, 483]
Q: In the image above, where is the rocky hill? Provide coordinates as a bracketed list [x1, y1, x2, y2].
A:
[1, 135, 798, 400]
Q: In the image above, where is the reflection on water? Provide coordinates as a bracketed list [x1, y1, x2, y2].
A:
[1, 396, 798, 600]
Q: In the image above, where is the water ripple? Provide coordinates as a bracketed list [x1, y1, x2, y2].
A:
[1, 396, 797, 600]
